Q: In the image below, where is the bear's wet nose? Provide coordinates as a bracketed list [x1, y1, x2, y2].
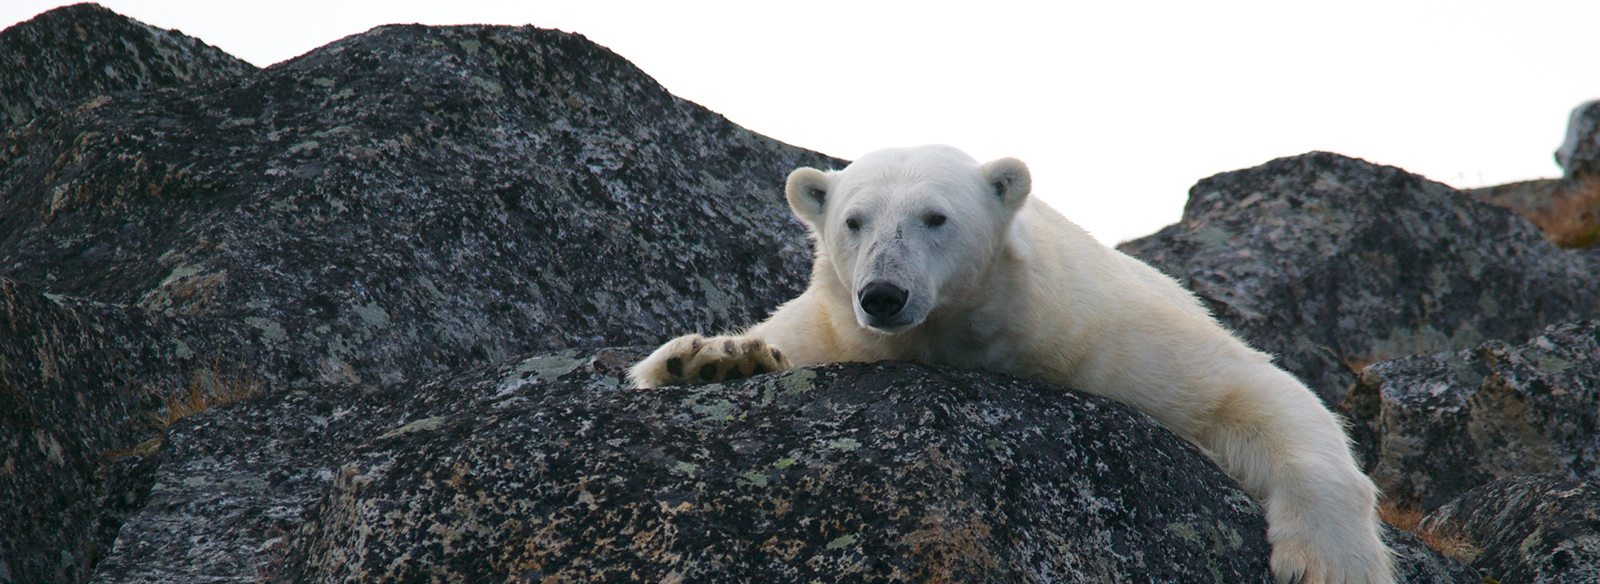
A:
[859, 281, 908, 319]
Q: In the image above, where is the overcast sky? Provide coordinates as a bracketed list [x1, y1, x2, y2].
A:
[6, 1, 1598, 244]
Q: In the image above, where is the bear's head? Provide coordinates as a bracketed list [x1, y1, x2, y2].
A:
[785, 145, 1031, 333]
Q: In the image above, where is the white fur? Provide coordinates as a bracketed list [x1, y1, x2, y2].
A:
[632, 145, 1394, 584]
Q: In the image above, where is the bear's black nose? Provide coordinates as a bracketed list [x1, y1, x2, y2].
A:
[858, 281, 908, 320]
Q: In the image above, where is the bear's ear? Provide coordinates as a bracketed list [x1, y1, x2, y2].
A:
[980, 157, 1031, 210]
[785, 167, 832, 227]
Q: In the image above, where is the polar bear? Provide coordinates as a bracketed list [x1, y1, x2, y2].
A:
[631, 145, 1394, 584]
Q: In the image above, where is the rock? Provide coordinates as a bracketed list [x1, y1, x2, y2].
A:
[1420, 474, 1600, 584]
[270, 358, 1281, 583]
[1460, 101, 1600, 250]
[0, 16, 843, 391]
[1384, 525, 1489, 584]
[1557, 100, 1600, 180]
[0, 276, 182, 584]
[1466, 178, 1600, 249]
[89, 347, 644, 583]
[1119, 152, 1600, 405]
[1343, 321, 1600, 511]
[2, 6, 844, 582]
[0, 3, 254, 133]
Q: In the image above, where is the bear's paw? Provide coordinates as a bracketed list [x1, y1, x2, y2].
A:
[629, 334, 791, 388]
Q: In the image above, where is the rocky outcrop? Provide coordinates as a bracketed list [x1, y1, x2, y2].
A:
[1420, 475, 1600, 584]
[1343, 321, 1600, 511]
[94, 344, 1477, 584]
[0, 3, 254, 132]
[0, 277, 182, 584]
[1119, 152, 1600, 404]
[2, 5, 842, 583]
[1557, 100, 1600, 180]
[0, 13, 843, 392]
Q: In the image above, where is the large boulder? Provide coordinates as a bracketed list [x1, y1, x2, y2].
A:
[0, 3, 254, 132]
[1420, 474, 1600, 584]
[0, 15, 842, 390]
[0, 276, 180, 584]
[1, 5, 844, 583]
[1119, 152, 1600, 404]
[1343, 321, 1600, 511]
[97, 346, 1476, 583]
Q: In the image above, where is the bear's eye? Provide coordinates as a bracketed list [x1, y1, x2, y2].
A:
[924, 213, 947, 228]
[845, 217, 861, 232]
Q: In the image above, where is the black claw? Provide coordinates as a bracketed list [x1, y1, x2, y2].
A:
[665, 357, 683, 377]
[723, 339, 737, 353]
[769, 348, 783, 362]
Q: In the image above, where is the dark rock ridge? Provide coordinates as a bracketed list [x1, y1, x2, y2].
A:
[0, 12, 843, 392]
[1343, 321, 1600, 511]
[0, 277, 181, 584]
[1420, 474, 1600, 584]
[1119, 152, 1600, 404]
[0, 3, 254, 133]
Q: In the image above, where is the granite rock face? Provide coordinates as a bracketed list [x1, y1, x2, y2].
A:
[1343, 321, 1600, 511]
[95, 348, 1481, 584]
[0, 3, 254, 132]
[0, 277, 181, 584]
[1119, 152, 1600, 404]
[89, 346, 643, 583]
[274, 359, 1281, 583]
[1420, 475, 1600, 584]
[0, 14, 842, 391]
[2, 5, 841, 583]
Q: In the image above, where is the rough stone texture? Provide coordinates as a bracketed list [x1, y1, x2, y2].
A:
[0, 276, 182, 584]
[1420, 475, 1600, 584]
[273, 358, 1280, 583]
[0, 17, 843, 391]
[1384, 525, 1491, 584]
[0, 3, 255, 133]
[1468, 178, 1600, 249]
[1119, 152, 1600, 404]
[1557, 100, 1600, 180]
[90, 347, 642, 584]
[1, 7, 843, 583]
[1343, 321, 1600, 511]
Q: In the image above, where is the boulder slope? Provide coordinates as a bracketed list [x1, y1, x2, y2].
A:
[1120, 152, 1600, 404]
[1344, 321, 1600, 511]
[0, 15, 842, 391]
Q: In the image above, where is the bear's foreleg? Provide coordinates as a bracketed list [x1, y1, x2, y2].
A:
[1199, 366, 1395, 584]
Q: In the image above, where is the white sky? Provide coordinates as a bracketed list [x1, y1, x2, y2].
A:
[5, 1, 1598, 244]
